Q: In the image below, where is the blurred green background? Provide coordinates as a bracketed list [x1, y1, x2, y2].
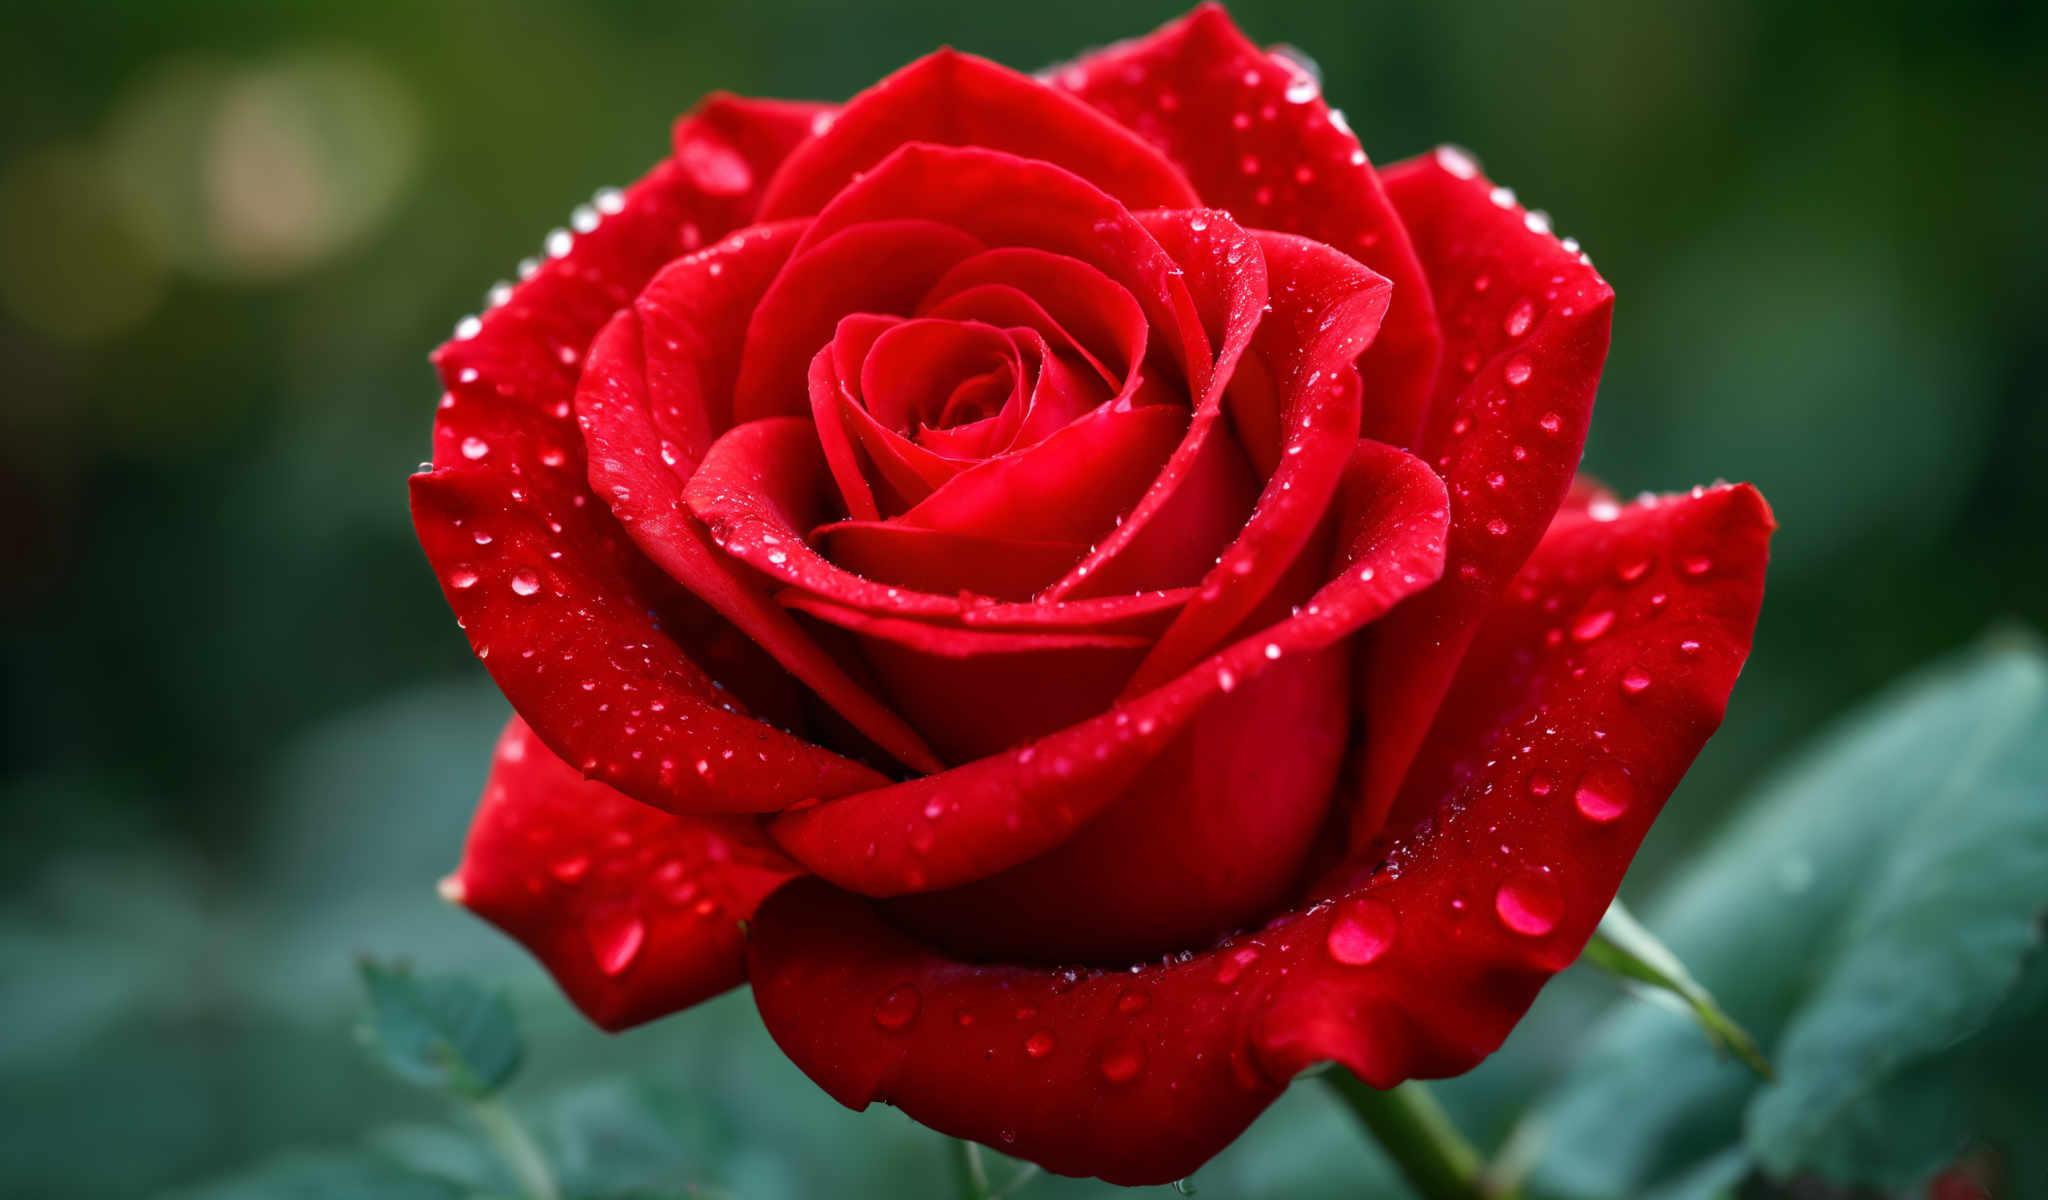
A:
[3, 0, 2044, 1196]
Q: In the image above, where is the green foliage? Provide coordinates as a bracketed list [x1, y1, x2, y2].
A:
[358, 958, 524, 1098]
[1527, 638, 2048, 1198]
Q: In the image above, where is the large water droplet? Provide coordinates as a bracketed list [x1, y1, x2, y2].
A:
[677, 135, 753, 196]
[1503, 355, 1533, 386]
[1620, 665, 1653, 696]
[549, 855, 590, 884]
[510, 569, 541, 597]
[1503, 300, 1535, 338]
[1325, 897, 1397, 965]
[590, 912, 645, 976]
[873, 984, 922, 1032]
[1574, 763, 1632, 822]
[1571, 609, 1615, 641]
[1493, 871, 1562, 937]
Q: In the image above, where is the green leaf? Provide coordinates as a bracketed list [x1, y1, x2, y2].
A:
[1743, 640, 2048, 1187]
[1525, 638, 2048, 1198]
[357, 957, 523, 1098]
[1581, 901, 1770, 1079]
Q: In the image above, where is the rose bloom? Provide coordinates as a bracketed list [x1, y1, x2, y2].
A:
[413, 4, 1771, 1184]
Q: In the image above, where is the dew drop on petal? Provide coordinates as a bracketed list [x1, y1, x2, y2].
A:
[589, 912, 645, 976]
[873, 984, 921, 1032]
[1504, 299, 1535, 338]
[1024, 1031, 1058, 1058]
[1494, 871, 1562, 937]
[1099, 1042, 1146, 1084]
[449, 566, 479, 590]
[1571, 609, 1615, 641]
[1325, 897, 1397, 965]
[1621, 665, 1653, 695]
[1574, 762, 1633, 822]
[1504, 355, 1533, 386]
[510, 569, 541, 597]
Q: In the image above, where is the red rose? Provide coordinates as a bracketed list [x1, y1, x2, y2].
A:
[413, 4, 1771, 1184]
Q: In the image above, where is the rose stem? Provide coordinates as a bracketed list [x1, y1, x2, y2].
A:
[1324, 1074, 1493, 1200]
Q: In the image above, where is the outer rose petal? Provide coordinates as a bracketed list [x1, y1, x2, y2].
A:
[749, 482, 1770, 1185]
[413, 95, 882, 812]
[757, 49, 1198, 220]
[447, 717, 802, 1032]
[1353, 148, 1615, 841]
[1051, 3, 1441, 447]
[766, 440, 1448, 901]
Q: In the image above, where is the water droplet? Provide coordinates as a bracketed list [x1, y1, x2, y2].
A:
[510, 569, 541, 597]
[590, 912, 645, 975]
[1504, 300, 1535, 338]
[1529, 772, 1555, 797]
[1681, 554, 1713, 576]
[873, 984, 921, 1031]
[1678, 638, 1702, 655]
[1620, 665, 1653, 696]
[1494, 871, 1562, 937]
[1421, 146, 1477, 184]
[677, 135, 754, 195]
[1263, 642, 1282, 660]
[1504, 355, 1533, 386]
[1024, 1031, 1057, 1058]
[460, 436, 489, 460]
[1574, 762, 1632, 822]
[549, 855, 590, 883]
[1325, 897, 1397, 965]
[450, 566, 480, 590]
[1214, 946, 1259, 984]
[1538, 411, 1562, 434]
[1217, 667, 1238, 693]
[1284, 76, 1318, 103]
[1099, 1042, 1146, 1084]
[1617, 557, 1652, 583]
[1571, 609, 1615, 641]
[1486, 517, 1510, 537]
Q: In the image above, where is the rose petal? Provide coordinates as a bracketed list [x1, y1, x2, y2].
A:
[918, 248, 1149, 385]
[1042, 208, 1270, 599]
[1052, 4, 1440, 447]
[757, 49, 1198, 221]
[788, 144, 1215, 398]
[750, 877, 1283, 1186]
[1260, 482, 1774, 1081]
[577, 303, 942, 778]
[732, 219, 988, 426]
[446, 717, 803, 1031]
[893, 402, 1187, 545]
[780, 590, 1154, 765]
[766, 440, 1448, 897]
[1353, 149, 1615, 841]
[813, 521, 1088, 602]
[749, 482, 1768, 1186]
[883, 642, 1348, 961]
[414, 96, 875, 811]
[1125, 230, 1387, 692]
